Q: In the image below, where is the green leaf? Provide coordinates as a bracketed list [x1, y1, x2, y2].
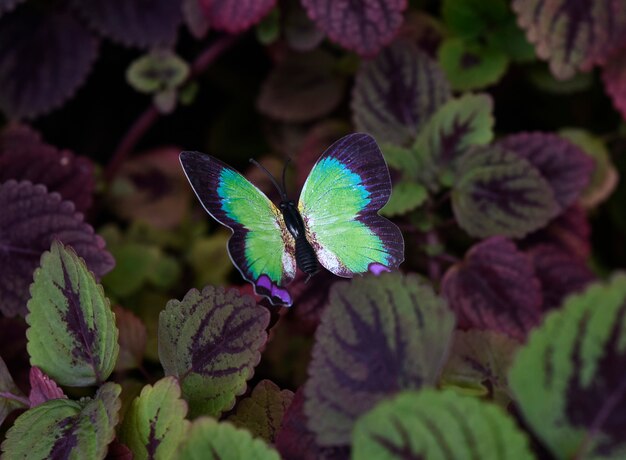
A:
[227, 380, 294, 443]
[438, 37, 509, 91]
[352, 389, 534, 459]
[158, 286, 270, 418]
[380, 143, 419, 173]
[186, 231, 233, 288]
[413, 93, 494, 191]
[0, 355, 27, 426]
[256, 7, 280, 45]
[1, 382, 121, 460]
[177, 418, 280, 459]
[126, 50, 189, 94]
[120, 377, 189, 459]
[380, 180, 428, 217]
[441, 330, 520, 404]
[509, 274, 626, 459]
[451, 146, 559, 238]
[26, 241, 119, 386]
[113, 306, 147, 372]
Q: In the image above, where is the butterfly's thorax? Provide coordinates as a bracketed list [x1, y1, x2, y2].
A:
[280, 200, 319, 276]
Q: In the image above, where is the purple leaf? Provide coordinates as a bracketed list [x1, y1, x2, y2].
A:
[275, 388, 349, 460]
[352, 40, 451, 146]
[0, 0, 25, 18]
[283, 0, 325, 52]
[0, 355, 26, 427]
[288, 271, 339, 334]
[0, 124, 95, 212]
[512, 0, 626, 79]
[301, 0, 407, 56]
[105, 440, 133, 460]
[71, 0, 181, 48]
[305, 273, 455, 447]
[526, 245, 595, 311]
[441, 236, 543, 341]
[603, 47, 626, 120]
[182, 0, 210, 39]
[257, 50, 345, 123]
[199, 0, 276, 33]
[0, 7, 98, 119]
[28, 367, 66, 408]
[497, 132, 594, 211]
[0, 181, 114, 317]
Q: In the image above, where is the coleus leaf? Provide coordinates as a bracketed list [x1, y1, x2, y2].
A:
[0, 124, 95, 213]
[497, 132, 594, 211]
[0, 7, 98, 119]
[227, 380, 294, 443]
[158, 286, 270, 418]
[300, 0, 407, 56]
[442, 237, 543, 341]
[71, 0, 181, 48]
[0, 355, 26, 427]
[120, 377, 189, 459]
[352, 41, 451, 147]
[26, 241, 119, 386]
[1, 382, 121, 459]
[441, 330, 520, 403]
[413, 93, 494, 190]
[0, 181, 114, 317]
[113, 306, 147, 372]
[603, 48, 626, 120]
[182, 0, 210, 39]
[380, 180, 428, 217]
[177, 418, 280, 459]
[287, 270, 338, 334]
[0, 0, 25, 18]
[512, 0, 626, 79]
[509, 274, 626, 459]
[352, 389, 534, 459]
[28, 367, 66, 408]
[198, 0, 276, 33]
[126, 51, 189, 94]
[256, 7, 280, 45]
[257, 50, 345, 123]
[451, 145, 559, 238]
[283, 0, 325, 52]
[0, 317, 28, 392]
[305, 273, 455, 447]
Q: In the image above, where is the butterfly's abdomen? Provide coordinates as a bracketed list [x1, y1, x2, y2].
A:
[295, 235, 319, 275]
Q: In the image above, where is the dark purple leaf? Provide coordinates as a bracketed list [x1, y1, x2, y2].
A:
[288, 271, 340, 334]
[526, 245, 595, 311]
[257, 50, 345, 123]
[199, 0, 275, 33]
[305, 273, 455, 446]
[497, 132, 594, 211]
[441, 236, 543, 341]
[275, 388, 350, 460]
[0, 355, 26, 428]
[0, 181, 114, 317]
[396, 11, 445, 57]
[283, 0, 325, 52]
[182, 0, 210, 39]
[0, 124, 95, 212]
[301, 0, 407, 56]
[105, 440, 133, 460]
[512, 0, 626, 79]
[28, 367, 66, 408]
[603, 47, 626, 120]
[0, 0, 25, 18]
[71, 0, 181, 48]
[0, 7, 98, 119]
[352, 41, 451, 146]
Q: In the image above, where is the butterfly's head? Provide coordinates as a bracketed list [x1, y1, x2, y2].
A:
[279, 200, 296, 210]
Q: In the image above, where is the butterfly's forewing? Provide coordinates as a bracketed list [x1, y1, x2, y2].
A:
[298, 133, 404, 276]
[180, 151, 296, 305]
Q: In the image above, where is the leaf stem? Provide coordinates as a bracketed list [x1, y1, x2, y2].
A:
[104, 34, 239, 182]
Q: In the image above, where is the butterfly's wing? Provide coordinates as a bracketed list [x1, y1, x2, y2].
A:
[298, 133, 404, 276]
[180, 151, 296, 305]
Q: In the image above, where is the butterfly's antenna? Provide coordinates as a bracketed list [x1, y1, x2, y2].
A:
[249, 158, 288, 200]
[281, 157, 292, 196]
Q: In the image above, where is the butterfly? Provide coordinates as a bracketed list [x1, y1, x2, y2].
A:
[179, 133, 404, 306]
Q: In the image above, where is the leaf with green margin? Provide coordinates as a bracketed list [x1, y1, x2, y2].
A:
[0, 355, 26, 426]
[380, 143, 419, 175]
[120, 377, 189, 459]
[352, 41, 451, 146]
[352, 389, 534, 459]
[1, 382, 121, 459]
[380, 180, 428, 217]
[559, 128, 619, 209]
[26, 241, 119, 387]
[438, 37, 509, 91]
[304, 272, 455, 447]
[126, 50, 189, 94]
[510, 273, 626, 459]
[451, 146, 559, 238]
[227, 379, 294, 442]
[187, 231, 233, 288]
[441, 330, 520, 405]
[113, 306, 147, 372]
[158, 286, 270, 418]
[413, 93, 494, 191]
[177, 418, 280, 459]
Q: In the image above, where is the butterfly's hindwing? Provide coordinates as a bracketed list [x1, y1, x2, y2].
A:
[180, 151, 296, 305]
[298, 133, 404, 276]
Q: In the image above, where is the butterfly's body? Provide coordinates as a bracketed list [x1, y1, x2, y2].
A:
[180, 133, 404, 306]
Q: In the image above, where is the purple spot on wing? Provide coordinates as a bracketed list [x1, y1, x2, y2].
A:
[368, 263, 391, 276]
[256, 274, 272, 293]
[271, 285, 293, 306]
[255, 275, 293, 306]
